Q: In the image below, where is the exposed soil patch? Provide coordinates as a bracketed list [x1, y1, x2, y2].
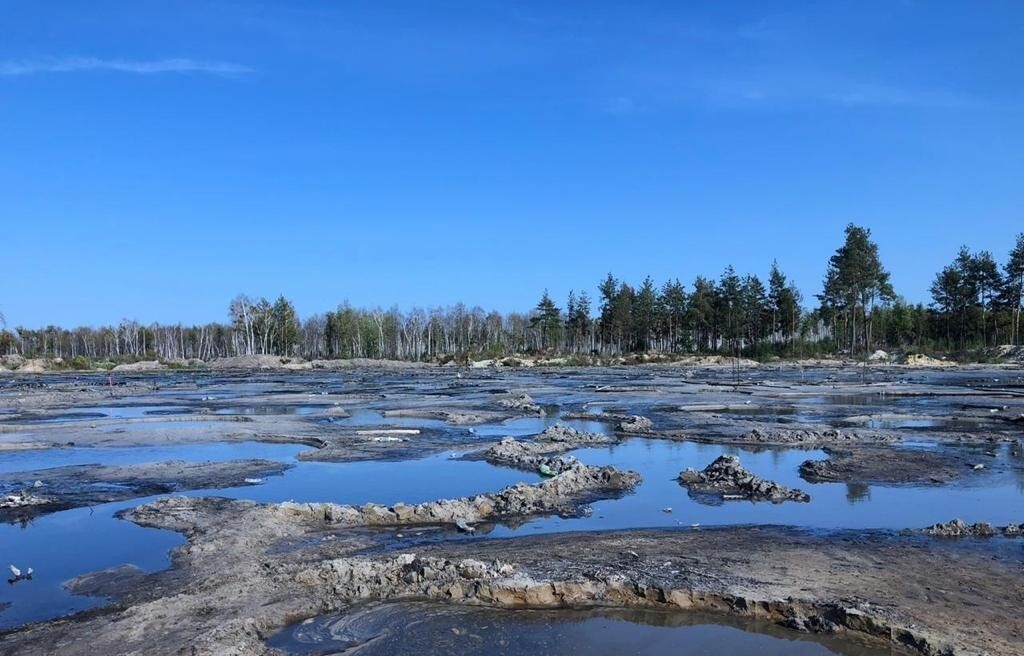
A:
[0, 459, 291, 522]
[799, 448, 966, 485]
[4, 502, 1021, 656]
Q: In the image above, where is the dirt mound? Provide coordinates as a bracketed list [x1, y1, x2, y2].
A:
[311, 358, 434, 370]
[110, 360, 167, 372]
[616, 415, 653, 433]
[900, 353, 956, 368]
[480, 425, 616, 474]
[0, 354, 25, 370]
[741, 427, 896, 446]
[535, 425, 612, 445]
[678, 455, 809, 503]
[209, 355, 311, 370]
[996, 345, 1024, 363]
[14, 358, 48, 373]
[263, 461, 641, 529]
[498, 393, 543, 415]
[800, 447, 962, 485]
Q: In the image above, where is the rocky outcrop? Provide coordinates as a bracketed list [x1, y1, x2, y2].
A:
[924, 518, 1023, 538]
[741, 427, 896, 446]
[535, 424, 613, 445]
[616, 415, 653, 433]
[481, 426, 615, 473]
[133, 460, 641, 533]
[498, 394, 543, 415]
[482, 438, 578, 474]
[289, 462, 640, 527]
[678, 455, 809, 503]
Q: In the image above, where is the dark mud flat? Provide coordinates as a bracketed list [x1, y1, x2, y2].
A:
[798, 446, 969, 484]
[0, 459, 291, 522]
[269, 603, 896, 656]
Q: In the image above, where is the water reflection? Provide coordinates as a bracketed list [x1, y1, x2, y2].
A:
[268, 603, 896, 656]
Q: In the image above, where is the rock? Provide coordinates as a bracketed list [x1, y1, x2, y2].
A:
[535, 425, 612, 445]
[900, 353, 956, 368]
[678, 455, 810, 504]
[925, 518, 1022, 538]
[480, 428, 612, 475]
[498, 394, 543, 414]
[925, 519, 995, 537]
[742, 427, 895, 446]
[617, 415, 653, 433]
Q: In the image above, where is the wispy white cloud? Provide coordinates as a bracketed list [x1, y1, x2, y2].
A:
[605, 65, 1003, 113]
[0, 57, 254, 76]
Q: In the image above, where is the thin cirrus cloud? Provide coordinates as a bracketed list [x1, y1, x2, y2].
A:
[0, 57, 254, 76]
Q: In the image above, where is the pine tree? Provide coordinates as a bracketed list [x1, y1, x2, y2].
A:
[1005, 233, 1024, 345]
[818, 224, 894, 356]
[531, 290, 562, 351]
[632, 277, 658, 351]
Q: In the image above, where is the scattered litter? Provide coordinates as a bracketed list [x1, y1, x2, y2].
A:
[454, 518, 475, 534]
[7, 564, 32, 584]
[243, 478, 264, 484]
[661, 507, 673, 513]
[537, 463, 557, 477]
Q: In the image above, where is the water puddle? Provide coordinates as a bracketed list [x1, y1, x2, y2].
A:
[0, 496, 183, 630]
[0, 447, 539, 628]
[211, 406, 324, 416]
[201, 453, 540, 507]
[485, 439, 1024, 536]
[1, 368, 1022, 637]
[0, 441, 308, 473]
[267, 603, 894, 656]
[322, 409, 614, 439]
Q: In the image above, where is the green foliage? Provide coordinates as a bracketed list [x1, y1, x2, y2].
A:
[530, 290, 562, 351]
[67, 355, 91, 370]
[4, 225, 1022, 365]
[817, 224, 894, 356]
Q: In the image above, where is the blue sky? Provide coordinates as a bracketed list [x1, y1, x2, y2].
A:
[1, 1, 1022, 327]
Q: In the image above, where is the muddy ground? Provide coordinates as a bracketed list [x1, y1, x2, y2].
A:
[1, 494, 1021, 655]
[0, 364, 1021, 655]
[0, 459, 291, 522]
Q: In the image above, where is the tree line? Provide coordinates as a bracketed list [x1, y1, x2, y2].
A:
[2, 225, 1022, 364]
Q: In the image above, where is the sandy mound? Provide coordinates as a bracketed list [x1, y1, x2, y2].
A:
[111, 360, 167, 372]
[996, 345, 1024, 363]
[672, 355, 760, 367]
[15, 358, 49, 373]
[900, 353, 956, 368]
[0, 354, 25, 370]
[311, 358, 434, 370]
[209, 355, 311, 371]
